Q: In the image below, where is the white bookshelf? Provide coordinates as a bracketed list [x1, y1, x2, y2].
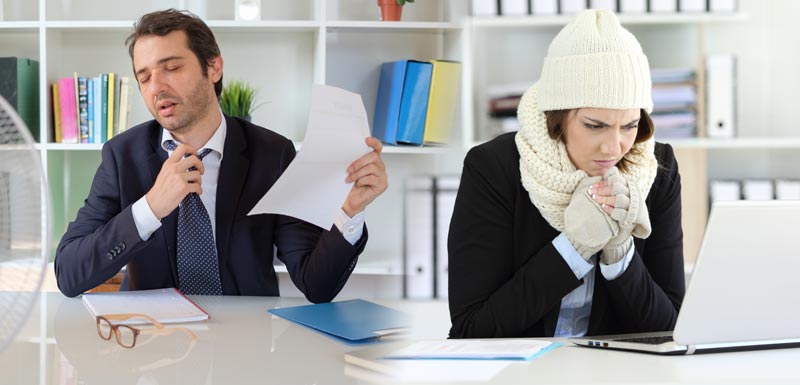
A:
[0, 0, 469, 290]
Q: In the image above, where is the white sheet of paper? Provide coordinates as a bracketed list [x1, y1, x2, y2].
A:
[345, 361, 510, 383]
[247, 85, 371, 228]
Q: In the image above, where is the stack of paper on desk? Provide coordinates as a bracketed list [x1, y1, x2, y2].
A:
[81, 288, 209, 324]
[268, 299, 409, 344]
[344, 339, 559, 382]
[385, 339, 559, 360]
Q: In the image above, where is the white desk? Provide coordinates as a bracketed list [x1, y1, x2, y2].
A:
[2, 293, 799, 385]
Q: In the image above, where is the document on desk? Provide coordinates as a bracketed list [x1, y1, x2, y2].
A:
[82, 288, 209, 324]
[345, 342, 512, 382]
[385, 339, 560, 360]
[248, 84, 372, 229]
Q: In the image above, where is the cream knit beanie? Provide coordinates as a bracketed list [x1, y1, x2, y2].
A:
[515, 9, 658, 232]
[538, 9, 653, 113]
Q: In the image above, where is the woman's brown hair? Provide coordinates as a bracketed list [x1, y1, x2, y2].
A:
[544, 109, 655, 173]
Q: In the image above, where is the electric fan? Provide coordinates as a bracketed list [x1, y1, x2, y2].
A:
[0, 95, 50, 353]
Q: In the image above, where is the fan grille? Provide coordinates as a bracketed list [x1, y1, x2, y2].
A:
[0, 95, 49, 353]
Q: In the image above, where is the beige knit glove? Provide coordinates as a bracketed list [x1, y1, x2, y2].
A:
[600, 168, 652, 264]
[564, 175, 620, 261]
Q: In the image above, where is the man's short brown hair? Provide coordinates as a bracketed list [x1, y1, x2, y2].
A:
[125, 9, 223, 97]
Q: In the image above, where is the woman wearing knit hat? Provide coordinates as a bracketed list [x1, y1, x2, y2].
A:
[448, 9, 685, 338]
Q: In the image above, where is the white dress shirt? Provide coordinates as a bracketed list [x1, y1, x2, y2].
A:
[131, 115, 365, 245]
[550, 232, 635, 337]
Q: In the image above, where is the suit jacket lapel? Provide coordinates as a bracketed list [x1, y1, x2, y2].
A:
[215, 116, 250, 285]
[147, 125, 180, 286]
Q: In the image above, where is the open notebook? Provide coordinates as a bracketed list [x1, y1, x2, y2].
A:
[82, 288, 209, 324]
[569, 201, 800, 355]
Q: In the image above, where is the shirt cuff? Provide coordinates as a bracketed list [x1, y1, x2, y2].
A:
[552, 233, 595, 280]
[334, 208, 365, 246]
[132, 196, 163, 241]
[599, 243, 635, 280]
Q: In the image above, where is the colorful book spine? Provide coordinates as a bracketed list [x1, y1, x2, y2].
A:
[117, 76, 131, 134]
[92, 76, 102, 143]
[87, 77, 94, 144]
[52, 83, 62, 143]
[58, 77, 78, 144]
[100, 73, 109, 143]
[107, 72, 115, 141]
[77, 77, 89, 143]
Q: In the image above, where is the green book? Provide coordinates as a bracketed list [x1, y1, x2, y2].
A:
[0, 57, 40, 141]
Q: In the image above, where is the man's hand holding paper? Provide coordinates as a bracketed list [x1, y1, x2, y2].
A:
[248, 85, 388, 229]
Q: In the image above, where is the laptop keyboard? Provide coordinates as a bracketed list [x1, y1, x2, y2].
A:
[615, 335, 675, 345]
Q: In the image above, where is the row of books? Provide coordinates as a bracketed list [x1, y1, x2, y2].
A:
[651, 68, 697, 139]
[372, 60, 462, 146]
[711, 179, 800, 202]
[472, 0, 736, 16]
[52, 73, 132, 144]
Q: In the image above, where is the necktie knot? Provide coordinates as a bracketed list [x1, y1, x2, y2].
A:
[164, 140, 213, 160]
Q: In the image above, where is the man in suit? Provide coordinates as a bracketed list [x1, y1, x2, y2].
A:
[54, 9, 388, 302]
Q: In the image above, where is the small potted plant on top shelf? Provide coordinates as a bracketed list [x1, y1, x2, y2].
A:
[219, 80, 262, 122]
[377, 0, 414, 22]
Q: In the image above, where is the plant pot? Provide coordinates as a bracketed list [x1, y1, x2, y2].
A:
[377, 0, 402, 21]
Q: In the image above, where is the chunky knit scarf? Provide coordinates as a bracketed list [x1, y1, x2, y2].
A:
[515, 83, 658, 232]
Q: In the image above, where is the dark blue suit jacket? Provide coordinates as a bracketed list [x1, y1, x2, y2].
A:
[55, 116, 366, 302]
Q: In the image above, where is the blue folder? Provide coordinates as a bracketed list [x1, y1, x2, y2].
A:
[396, 60, 433, 145]
[372, 60, 408, 145]
[268, 299, 409, 345]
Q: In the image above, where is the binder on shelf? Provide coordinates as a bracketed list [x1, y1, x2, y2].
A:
[404, 176, 434, 299]
[423, 60, 462, 145]
[435, 176, 460, 299]
[57, 77, 78, 144]
[0, 57, 39, 139]
[679, 0, 706, 12]
[742, 180, 774, 201]
[472, 0, 500, 16]
[589, 0, 617, 11]
[649, 0, 677, 12]
[396, 60, 433, 146]
[710, 180, 741, 202]
[373, 60, 408, 145]
[532, 0, 557, 15]
[710, 0, 736, 12]
[619, 0, 646, 13]
[775, 180, 800, 200]
[559, 0, 587, 14]
[706, 54, 736, 138]
[500, 0, 529, 16]
[268, 299, 409, 345]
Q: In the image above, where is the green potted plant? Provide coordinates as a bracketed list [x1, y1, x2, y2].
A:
[378, 0, 414, 22]
[219, 80, 262, 121]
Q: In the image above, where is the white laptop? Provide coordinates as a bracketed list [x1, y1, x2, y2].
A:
[569, 200, 800, 355]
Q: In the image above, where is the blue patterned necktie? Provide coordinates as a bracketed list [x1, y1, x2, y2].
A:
[164, 140, 223, 295]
